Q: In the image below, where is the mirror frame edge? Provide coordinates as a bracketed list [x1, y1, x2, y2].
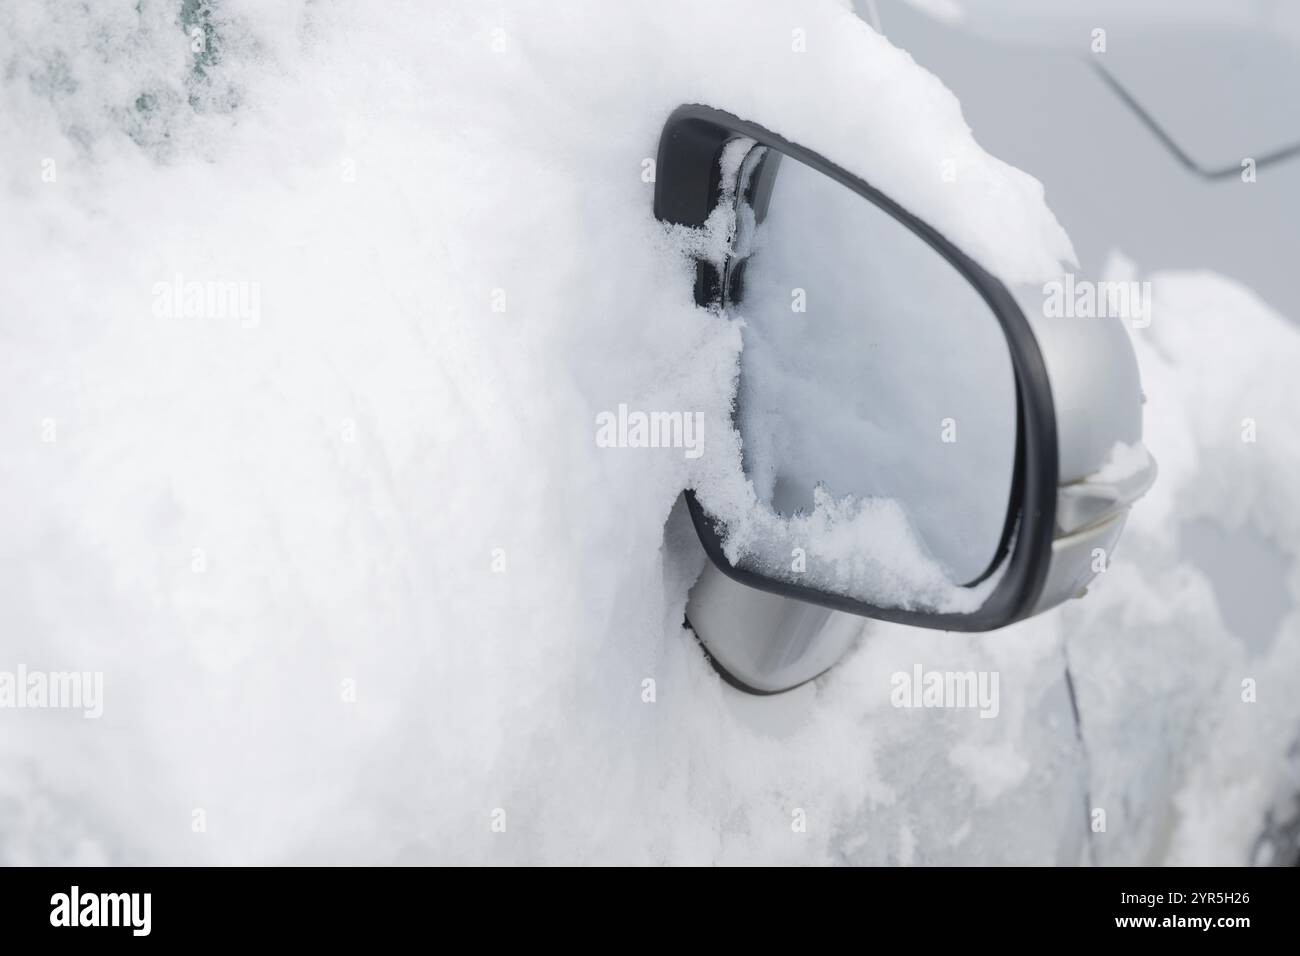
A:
[654, 103, 1059, 632]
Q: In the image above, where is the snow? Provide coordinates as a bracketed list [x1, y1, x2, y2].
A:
[1091, 441, 1153, 484]
[1079, 267, 1300, 865]
[0, 0, 1295, 865]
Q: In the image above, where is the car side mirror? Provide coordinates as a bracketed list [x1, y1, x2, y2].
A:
[655, 105, 1155, 693]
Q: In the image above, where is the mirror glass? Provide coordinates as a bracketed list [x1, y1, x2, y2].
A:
[723, 145, 1018, 600]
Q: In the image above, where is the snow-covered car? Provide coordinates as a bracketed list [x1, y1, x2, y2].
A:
[0, 0, 1296, 870]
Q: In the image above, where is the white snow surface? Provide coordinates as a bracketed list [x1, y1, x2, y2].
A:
[0, 0, 1296, 864]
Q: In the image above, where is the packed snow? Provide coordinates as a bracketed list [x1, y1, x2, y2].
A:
[1, 0, 1296, 864]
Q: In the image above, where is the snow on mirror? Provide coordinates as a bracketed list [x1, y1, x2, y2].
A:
[715, 145, 1018, 612]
